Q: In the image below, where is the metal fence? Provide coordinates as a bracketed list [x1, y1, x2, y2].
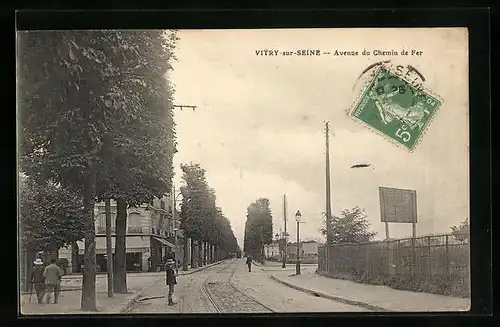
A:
[318, 233, 469, 297]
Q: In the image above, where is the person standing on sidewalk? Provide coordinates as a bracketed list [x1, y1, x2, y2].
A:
[246, 255, 253, 272]
[43, 258, 63, 304]
[165, 259, 177, 306]
[30, 259, 46, 304]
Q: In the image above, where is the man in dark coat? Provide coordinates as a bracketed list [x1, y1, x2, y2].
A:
[246, 255, 252, 272]
[165, 259, 177, 306]
[30, 259, 46, 304]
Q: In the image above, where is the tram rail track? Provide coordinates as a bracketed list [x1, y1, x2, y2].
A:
[201, 259, 276, 313]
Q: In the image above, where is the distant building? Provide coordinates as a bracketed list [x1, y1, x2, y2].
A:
[301, 240, 319, 256]
[264, 241, 280, 258]
[287, 240, 318, 258]
[59, 195, 186, 273]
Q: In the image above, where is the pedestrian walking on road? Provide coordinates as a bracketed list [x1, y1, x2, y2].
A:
[30, 259, 46, 304]
[165, 259, 177, 306]
[43, 258, 63, 304]
[246, 255, 252, 272]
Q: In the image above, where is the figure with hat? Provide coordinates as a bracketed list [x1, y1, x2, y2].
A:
[30, 258, 46, 304]
[246, 255, 253, 272]
[165, 258, 177, 306]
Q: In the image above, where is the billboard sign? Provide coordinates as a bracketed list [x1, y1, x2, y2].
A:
[379, 186, 417, 223]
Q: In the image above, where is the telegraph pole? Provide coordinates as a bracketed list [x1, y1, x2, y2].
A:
[325, 122, 333, 243]
[282, 194, 287, 268]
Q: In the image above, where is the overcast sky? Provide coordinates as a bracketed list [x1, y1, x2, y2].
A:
[169, 28, 469, 248]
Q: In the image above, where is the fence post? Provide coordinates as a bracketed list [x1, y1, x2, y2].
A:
[396, 239, 400, 275]
[319, 246, 322, 271]
[427, 236, 432, 280]
[327, 244, 331, 273]
[387, 239, 395, 278]
[411, 236, 416, 277]
[445, 234, 449, 282]
[325, 245, 329, 273]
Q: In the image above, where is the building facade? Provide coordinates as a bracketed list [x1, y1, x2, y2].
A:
[264, 241, 280, 258]
[59, 195, 186, 273]
[301, 240, 319, 256]
[286, 240, 318, 259]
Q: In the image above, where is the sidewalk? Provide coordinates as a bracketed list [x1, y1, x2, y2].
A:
[51, 262, 223, 290]
[20, 290, 142, 314]
[270, 270, 471, 312]
[258, 261, 317, 272]
[20, 259, 228, 314]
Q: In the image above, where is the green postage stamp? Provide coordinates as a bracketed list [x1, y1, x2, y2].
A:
[350, 66, 442, 151]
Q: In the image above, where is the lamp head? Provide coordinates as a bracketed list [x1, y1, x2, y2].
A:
[295, 210, 302, 222]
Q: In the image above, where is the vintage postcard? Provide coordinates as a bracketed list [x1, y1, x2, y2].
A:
[17, 28, 469, 315]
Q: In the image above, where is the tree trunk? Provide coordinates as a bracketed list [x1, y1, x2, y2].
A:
[105, 198, 113, 297]
[190, 238, 196, 268]
[182, 236, 189, 271]
[113, 198, 128, 293]
[209, 243, 212, 263]
[71, 242, 79, 273]
[203, 241, 207, 266]
[23, 245, 36, 292]
[80, 171, 97, 311]
[198, 242, 202, 266]
[200, 241, 204, 266]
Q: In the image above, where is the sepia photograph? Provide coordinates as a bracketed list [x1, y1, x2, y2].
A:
[17, 28, 470, 315]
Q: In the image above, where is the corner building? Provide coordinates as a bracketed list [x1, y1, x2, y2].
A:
[59, 195, 185, 273]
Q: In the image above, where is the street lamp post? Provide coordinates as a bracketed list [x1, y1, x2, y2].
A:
[173, 227, 179, 274]
[275, 233, 279, 260]
[295, 210, 302, 275]
[171, 190, 187, 270]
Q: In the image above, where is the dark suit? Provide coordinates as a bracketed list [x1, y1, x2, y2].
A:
[246, 257, 252, 272]
[30, 266, 46, 303]
[165, 265, 177, 303]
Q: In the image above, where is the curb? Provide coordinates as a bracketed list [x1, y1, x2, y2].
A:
[179, 259, 229, 275]
[269, 275, 394, 312]
[120, 259, 230, 312]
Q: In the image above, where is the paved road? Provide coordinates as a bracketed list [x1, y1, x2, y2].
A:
[130, 259, 368, 313]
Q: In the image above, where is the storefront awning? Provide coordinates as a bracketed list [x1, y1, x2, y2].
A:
[76, 236, 149, 255]
[152, 236, 175, 248]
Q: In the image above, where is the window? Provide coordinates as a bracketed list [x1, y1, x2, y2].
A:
[98, 212, 116, 232]
[128, 213, 142, 233]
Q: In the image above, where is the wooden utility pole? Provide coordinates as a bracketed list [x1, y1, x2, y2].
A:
[282, 194, 287, 268]
[325, 122, 333, 243]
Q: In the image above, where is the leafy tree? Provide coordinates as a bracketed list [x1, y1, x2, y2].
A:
[18, 30, 177, 310]
[19, 175, 86, 291]
[243, 198, 273, 261]
[19, 175, 86, 254]
[451, 218, 469, 243]
[214, 209, 239, 254]
[320, 206, 376, 244]
[179, 163, 238, 267]
[18, 31, 107, 311]
[93, 30, 178, 293]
